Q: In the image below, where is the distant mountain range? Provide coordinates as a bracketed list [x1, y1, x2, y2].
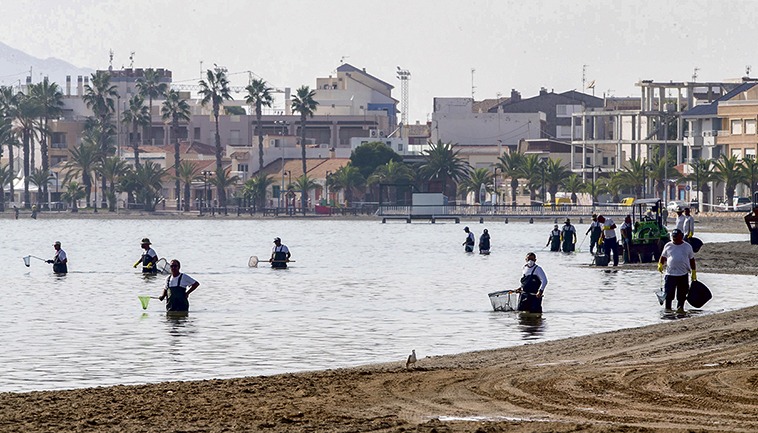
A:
[0, 41, 93, 91]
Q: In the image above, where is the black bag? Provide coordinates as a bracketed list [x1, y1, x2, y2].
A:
[688, 237, 703, 253]
[687, 280, 712, 308]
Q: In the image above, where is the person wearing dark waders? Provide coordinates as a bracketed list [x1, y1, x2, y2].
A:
[462, 226, 475, 253]
[159, 259, 199, 313]
[620, 215, 633, 264]
[746, 205, 758, 245]
[658, 229, 696, 315]
[134, 237, 158, 274]
[517, 252, 548, 313]
[46, 240, 68, 274]
[478, 229, 491, 255]
[546, 224, 561, 251]
[560, 218, 576, 252]
[270, 237, 291, 268]
[597, 215, 619, 266]
[585, 214, 602, 254]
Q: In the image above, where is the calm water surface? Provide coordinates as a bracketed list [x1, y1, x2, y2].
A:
[0, 218, 751, 392]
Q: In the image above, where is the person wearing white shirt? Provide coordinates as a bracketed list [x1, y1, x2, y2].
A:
[159, 259, 199, 313]
[462, 226, 475, 253]
[517, 252, 548, 313]
[46, 240, 68, 274]
[270, 237, 291, 268]
[674, 207, 686, 232]
[134, 237, 159, 274]
[658, 229, 696, 314]
[683, 207, 695, 239]
[597, 215, 619, 266]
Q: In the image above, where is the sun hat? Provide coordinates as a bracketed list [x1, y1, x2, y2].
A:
[141, 238, 151, 245]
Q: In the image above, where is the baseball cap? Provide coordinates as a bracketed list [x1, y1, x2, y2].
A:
[273, 237, 281, 242]
[53, 241, 61, 246]
[671, 228, 683, 237]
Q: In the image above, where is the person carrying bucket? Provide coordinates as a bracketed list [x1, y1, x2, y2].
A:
[46, 241, 67, 274]
[462, 227, 475, 253]
[546, 224, 561, 251]
[159, 259, 199, 313]
[134, 238, 159, 274]
[516, 252, 548, 313]
[270, 237, 291, 269]
[560, 218, 576, 252]
[585, 214, 602, 254]
[597, 215, 619, 266]
[657, 229, 696, 314]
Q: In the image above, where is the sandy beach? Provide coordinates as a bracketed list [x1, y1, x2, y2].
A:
[0, 212, 756, 432]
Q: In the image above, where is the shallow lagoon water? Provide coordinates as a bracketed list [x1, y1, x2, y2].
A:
[0, 218, 750, 392]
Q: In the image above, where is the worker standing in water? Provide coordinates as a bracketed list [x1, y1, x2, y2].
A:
[546, 224, 561, 251]
[560, 218, 576, 252]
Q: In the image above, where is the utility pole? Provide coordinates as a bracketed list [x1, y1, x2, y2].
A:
[471, 68, 476, 100]
[396, 66, 411, 127]
[582, 64, 588, 92]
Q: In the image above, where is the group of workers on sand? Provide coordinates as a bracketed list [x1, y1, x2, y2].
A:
[42, 235, 292, 314]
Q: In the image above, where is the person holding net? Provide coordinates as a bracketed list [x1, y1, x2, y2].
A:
[46, 241, 68, 274]
[159, 259, 199, 313]
[134, 238, 159, 274]
[270, 237, 291, 269]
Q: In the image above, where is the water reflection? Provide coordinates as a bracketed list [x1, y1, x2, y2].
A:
[517, 313, 545, 340]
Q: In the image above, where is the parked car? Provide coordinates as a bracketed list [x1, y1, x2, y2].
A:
[666, 200, 687, 212]
[715, 197, 752, 212]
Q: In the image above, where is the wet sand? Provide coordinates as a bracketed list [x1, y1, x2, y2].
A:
[1, 213, 756, 432]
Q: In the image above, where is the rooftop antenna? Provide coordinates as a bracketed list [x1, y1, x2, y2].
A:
[200, 60, 203, 79]
[746, 65, 752, 77]
[340, 55, 349, 64]
[582, 64, 588, 92]
[396, 66, 411, 126]
[692, 67, 700, 82]
[471, 68, 476, 99]
[108, 49, 114, 71]
[129, 52, 135, 69]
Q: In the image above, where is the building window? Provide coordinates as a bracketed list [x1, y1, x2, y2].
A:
[746, 147, 756, 159]
[585, 157, 591, 166]
[397, 142, 404, 152]
[602, 157, 608, 165]
[746, 119, 757, 135]
[556, 104, 582, 118]
[273, 185, 281, 198]
[731, 119, 743, 135]
[237, 164, 248, 172]
[230, 129, 241, 145]
[51, 132, 67, 148]
[732, 148, 743, 160]
[194, 127, 201, 140]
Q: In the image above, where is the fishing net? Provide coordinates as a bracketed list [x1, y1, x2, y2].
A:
[138, 295, 151, 310]
[248, 256, 259, 268]
[155, 258, 171, 274]
[488, 290, 520, 312]
[23, 256, 31, 267]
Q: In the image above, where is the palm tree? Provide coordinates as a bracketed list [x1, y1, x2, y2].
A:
[604, 172, 625, 203]
[121, 94, 150, 168]
[30, 78, 63, 207]
[680, 158, 718, 208]
[419, 140, 470, 200]
[161, 89, 191, 210]
[563, 173, 584, 204]
[543, 158, 570, 206]
[290, 174, 320, 209]
[713, 154, 746, 208]
[13, 93, 40, 209]
[290, 85, 319, 212]
[367, 160, 414, 204]
[582, 178, 607, 205]
[208, 169, 240, 209]
[517, 154, 544, 203]
[82, 71, 118, 207]
[61, 180, 85, 212]
[618, 159, 649, 198]
[457, 168, 493, 204]
[135, 68, 167, 144]
[329, 163, 365, 205]
[98, 156, 130, 211]
[63, 141, 100, 207]
[198, 67, 233, 207]
[0, 87, 18, 201]
[0, 163, 11, 212]
[176, 161, 200, 212]
[495, 151, 524, 208]
[241, 173, 274, 211]
[245, 79, 273, 173]
[29, 168, 53, 207]
[648, 146, 676, 200]
[134, 161, 167, 211]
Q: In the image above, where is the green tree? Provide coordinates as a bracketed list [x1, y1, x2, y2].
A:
[713, 154, 746, 208]
[618, 159, 649, 198]
[350, 141, 403, 179]
[63, 141, 100, 207]
[419, 140, 470, 199]
[517, 154, 544, 203]
[291, 85, 319, 212]
[366, 159, 414, 204]
[208, 169, 240, 208]
[82, 71, 118, 207]
[61, 180, 85, 212]
[495, 151, 524, 207]
[134, 161, 167, 211]
[245, 79, 274, 176]
[604, 172, 625, 203]
[562, 173, 583, 204]
[135, 68, 167, 143]
[648, 145, 676, 200]
[176, 160, 200, 212]
[14, 93, 40, 208]
[291, 174, 319, 208]
[97, 156, 130, 211]
[543, 158, 570, 206]
[329, 163, 365, 204]
[680, 158, 718, 207]
[161, 89, 191, 210]
[29, 78, 63, 206]
[199, 67, 233, 207]
[241, 173, 274, 211]
[457, 168, 493, 204]
[0, 87, 19, 201]
[740, 155, 758, 202]
[29, 168, 53, 207]
[121, 94, 150, 168]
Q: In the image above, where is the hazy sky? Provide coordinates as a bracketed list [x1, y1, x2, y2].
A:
[2, 0, 756, 122]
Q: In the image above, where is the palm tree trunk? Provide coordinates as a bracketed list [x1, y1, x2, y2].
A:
[133, 123, 140, 168]
[213, 108, 226, 207]
[41, 117, 49, 208]
[300, 113, 307, 214]
[7, 144, 14, 201]
[256, 105, 264, 173]
[184, 182, 191, 212]
[173, 120, 180, 210]
[23, 131, 30, 209]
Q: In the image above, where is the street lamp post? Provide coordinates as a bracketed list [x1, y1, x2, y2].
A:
[642, 163, 647, 199]
[493, 167, 500, 208]
[591, 165, 602, 211]
[540, 162, 546, 205]
[274, 120, 288, 208]
[93, 173, 98, 213]
[201, 170, 212, 212]
[325, 170, 331, 205]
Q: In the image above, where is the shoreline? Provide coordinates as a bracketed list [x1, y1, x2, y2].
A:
[3, 304, 758, 432]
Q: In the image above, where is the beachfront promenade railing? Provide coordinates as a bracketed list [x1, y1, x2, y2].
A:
[377, 203, 631, 220]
